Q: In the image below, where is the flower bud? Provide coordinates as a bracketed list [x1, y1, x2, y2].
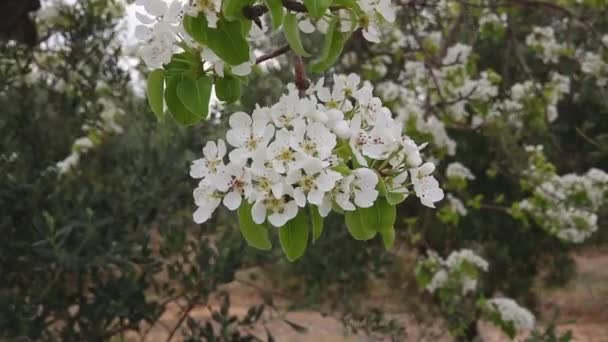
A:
[310, 110, 328, 123]
[406, 153, 422, 167]
[418, 162, 436, 176]
[334, 120, 351, 139]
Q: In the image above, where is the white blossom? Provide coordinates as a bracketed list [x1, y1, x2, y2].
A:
[487, 298, 535, 330]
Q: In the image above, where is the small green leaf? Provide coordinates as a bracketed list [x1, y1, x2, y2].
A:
[183, 15, 208, 45]
[238, 202, 272, 250]
[264, 0, 284, 29]
[386, 191, 407, 205]
[332, 164, 351, 175]
[303, 0, 333, 20]
[279, 211, 309, 261]
[344, 210, 377, 240]
[376, 174, 387, 197]
[374, 198, 396, 234]
[215, 75, 242, 103]
[163, 52, 196, 76]
[334, 141, 352, 162]
[165, 75, 199, 125]
[310, 206, 324, 242]
[223, 0, 256, 21]
[310, 18, 347, 73]
[345, 198, 396, 241]
[146, 69, 165, 120]
[283, 13, 310, 56]
[207, 19, 251, 65]
[381, 226, 395, 250]
[176, 75, 212, 120]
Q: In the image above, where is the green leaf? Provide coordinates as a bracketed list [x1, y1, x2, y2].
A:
[165, 75, 199, 125]
[386, 191, 407, 205]
[237, 202, 272, 250]
[283, 13, 310, 56]
[381, 226, 395, 250]
[310, 18, 346, 74]
[279, 211, 309, 261]
[303, 0, 334, 20]
[310, 206, 324, 242]
[176, 75, 212, 120]
[163, 52, 196, 77]
[223, 0, 256, 21]
[334, 140, 352, 162]
[345, 198, 396, 241]
[146, 69, 165, 120]
[215, 75, 242, 103]
[374, 198, 396, 234]
[332, 164, 351, 175]
[376, 174, 387, 197]
[207, 19, 251, 65]
[310, 18, 347, 73]
[183, 15, 209, 45]
[344, 210, 377, 240]
[264, 0, 284, 29]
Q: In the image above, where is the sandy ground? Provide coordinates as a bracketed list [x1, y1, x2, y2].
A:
[124, 250, 608, 342]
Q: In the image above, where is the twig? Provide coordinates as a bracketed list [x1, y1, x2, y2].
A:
[165, 298, 199, 342]
[256, 45, 290, 64]
[292, 54, 309, 95]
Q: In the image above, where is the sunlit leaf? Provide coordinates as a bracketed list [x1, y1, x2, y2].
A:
[215, 75, 242, 103]
[279, 211, 309, 261]
[237, 202, 272, 250]
[264, 0, 284, 29]
[176, 75, 212, 120]
[146, 69, 165, 120]
[283, 13, 310, 56]
[310, 205, 324, 242]
[303, 0, 333, 20]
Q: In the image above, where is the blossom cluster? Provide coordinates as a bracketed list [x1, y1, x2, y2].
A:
[525, 26, 570, 64]
[376, 41, 500, 155]
[133, 0, 397, 70]
[516, 145, 608, 243]
[190, 74, 444, 227]
[485, 297, 536, 331]
[297, 0, 395, 43]
[133, 0, 259, 71]
[415, 249, 489, 296]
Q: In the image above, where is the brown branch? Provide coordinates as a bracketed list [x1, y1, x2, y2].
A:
[292, 54, 309, 95]
[256, 44, 290, 64]
[165, 298, 199, 342]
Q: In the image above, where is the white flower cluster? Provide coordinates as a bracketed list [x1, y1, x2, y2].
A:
[133, 0, 258, 72]
[417, 249, 488, 295]
[446, 162, 475, 181]
[133, 0, 188, 68]
[518, 147, 608, 243]
[525, 26, 568, 64]
[577, 50, 608, 87]
[495, 73, 570, 127]
[486, 297, 535, 331]
[376, 42, 499, 155]
[479, 9, 507, 29]
[134, 0, 397, 70]
[297, 0, 395, 43]
[190, 74, 444, 226]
